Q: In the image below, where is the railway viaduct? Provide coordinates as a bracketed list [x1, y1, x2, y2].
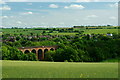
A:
[18, 46, 57, 60]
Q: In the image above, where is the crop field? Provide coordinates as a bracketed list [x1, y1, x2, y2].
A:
[50, 32, 77, 35]
[2, 28, 119, 36]
[2, 61, 118, 78]
[83, 29, 119, 34]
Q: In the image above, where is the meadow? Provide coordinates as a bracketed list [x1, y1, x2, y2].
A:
[2, 60, 118, 78]
[83, 29, 118, 34]
[2, 28, 119, 36]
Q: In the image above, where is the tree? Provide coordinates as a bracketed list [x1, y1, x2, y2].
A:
[2, 46, 10, 60]
[54, 46, 80, 62]
[44, 51, 55, 61]
[28, 52, 37, 61]
[30, 33, 34, 36]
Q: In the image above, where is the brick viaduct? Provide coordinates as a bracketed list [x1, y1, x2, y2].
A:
[18, 46, 57, 60]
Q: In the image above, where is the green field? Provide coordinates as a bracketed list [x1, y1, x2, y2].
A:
[2, 61, 118, 78]
[83, 29, 118, 34]
[50, 32, 77, 35]
[2, 28, 119, 36]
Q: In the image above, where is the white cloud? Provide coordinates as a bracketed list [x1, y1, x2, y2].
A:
[27, 12, 33, 14]
[17, 21, 22, 24]
[22, 11, 33, 15]
[64, 6, 69, 9]
[2, 16, 8, 19]
[84, 15, 98, 20]
[76, 0, 119, 2]
[10, 16, 14, 18]
[3, 0, 120, 2]
[0, 5, 11, 10]
[0, 0, 6, 4]
[76, 0, 100, 2]
[59, 22, 65, 25]
[64, 4, 85, 9]
[8, 0, 27, 2]
[0, 26, 5, 28]
[49, 4, 59, 8]
[109, 3, 118, 8]
[87, 15, 98, 18]
[94, 0, 99, 1]
[27, 3, 32, 5]
[41, 16, 45, 18]
[76, 0, 91, 2]
[109, 16, 116, 20]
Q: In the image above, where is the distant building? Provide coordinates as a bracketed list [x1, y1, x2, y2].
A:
[106, 33, 113, 36]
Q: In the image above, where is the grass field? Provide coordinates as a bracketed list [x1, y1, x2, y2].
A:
[83, 29, 118, 34]
[50, 32, 77, 35]
[2, 60, 118, 78]
[2, 28, 119, 35]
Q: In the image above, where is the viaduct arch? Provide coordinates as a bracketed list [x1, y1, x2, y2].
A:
[18, 46, 57, 60]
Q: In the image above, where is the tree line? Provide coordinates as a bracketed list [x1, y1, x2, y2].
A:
[2, 32, 120, 62]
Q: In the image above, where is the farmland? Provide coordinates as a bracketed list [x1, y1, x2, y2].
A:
[2, 60, 118, 78]
[83, 29, 118, 34]
[2, 28, 119, 36]
[2, 27, 120, 78]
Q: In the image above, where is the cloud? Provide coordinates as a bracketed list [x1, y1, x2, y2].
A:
[76, 0, 120, 2]
[8, 0, 27, 2]
[109, 16, 116, 20]
[0, 0, 6, 4]
[94, 0, 99, 1]
[59, 22, 65, 25]
[109, 3, 118, 8]
[0, 26, 5, 28]
[17, 21, 22, 24]
[87, 15, 98, 18]
[0, 5, 11, 10]
[76, 0, 91, 2]
[84, 15, 98, 20]
[27, 12, 33, 14]
[2, 16, 8, 19]
[49, 4, 59, 8]
[27, 3, 32, 5]
[76, 0, 99, 2]
[3, 0, 120, 2]
[10, 16, 14, 18]
[64, 4, 85, 9]
[22, 11, 33, 15]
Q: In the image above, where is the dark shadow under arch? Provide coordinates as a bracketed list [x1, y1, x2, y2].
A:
[38, 49, 42, 60]
[44, 49, 48, 59]
[44, 49, 48, 53]
[31, 49, 36, 54]
[50, 48, 54, 51]
[24, 50, 30, 54]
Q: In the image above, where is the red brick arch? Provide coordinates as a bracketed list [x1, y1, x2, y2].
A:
[18, 46, 57, 60]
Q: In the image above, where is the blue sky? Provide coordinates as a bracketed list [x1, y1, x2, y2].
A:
[0, 0, 119, 28]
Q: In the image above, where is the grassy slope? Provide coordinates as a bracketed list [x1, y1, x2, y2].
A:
[2, 61, 118, 78]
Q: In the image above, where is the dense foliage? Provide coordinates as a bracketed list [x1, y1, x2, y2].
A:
[2, 28, 120, 62]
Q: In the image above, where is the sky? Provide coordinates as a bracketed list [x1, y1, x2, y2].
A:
[0, 0, 119, 28]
